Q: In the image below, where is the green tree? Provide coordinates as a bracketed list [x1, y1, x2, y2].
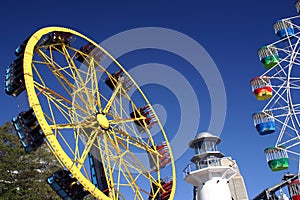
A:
[0, 122, 95, 200]
[0, 122, 61, 200]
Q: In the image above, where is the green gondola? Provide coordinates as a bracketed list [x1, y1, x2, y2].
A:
[258, 46, 279, 69]
[264, 146, 289, 172]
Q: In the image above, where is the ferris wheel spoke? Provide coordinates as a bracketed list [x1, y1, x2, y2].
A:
[276, 115, 290, 145]
[102, 133, 117, 198]
[275, 46, 291, 56]
[31, 62, 47, 87]
[109, 117, 146, 126]
[36, 49, 75, 92]
[117, 169, 141, 199]
[269, 77, 286, 85]
[98, 129, 126, 193]
[107, 95, 148, 130]
[104, 129, 160, 196]
[287, 140, 300, 151]
[273, 110, 292, 118]
[103, 83, 122, 114]
[74, 130, 82, 165]
[77, 129, 100, 169]
[53, 129, 76, 156]
[279, 136, 300, 151]
[34, 82, 71, 108]
[32, 60, 74, 102]
[287, 40, 296, 58]
[49, 123, 77, 129]
[285, 148, 300, 157]
[289, 85, 300, 89]
[288, 40, 299, 70]
[118, 141, 158, 178]
[291, 110, 300, 130]
[40, 91, 75, 127]
[291, 59, 300, 66]
[114, 128, 153, 150]
[34, 77, 96, 123]
[88, 58, 103, 112]
[35, 49, 96, 117]
[292, 48, 300, 63]
[33, 73, 73, 127]
[263, 85, 288, 111]
[290, 77, 300, 81]
[64, 53, 98, 114]
[271, 63, 288, 77]
[274, 114, 298, 134]
[62, 45, 98, 114]
[113, 137, 166, 187]
[118, 157, 144, 199]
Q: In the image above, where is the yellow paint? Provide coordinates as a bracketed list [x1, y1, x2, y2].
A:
[97, 114, 110, 130]
[22, 26, 176, 200]
[256, 90, 272, 101]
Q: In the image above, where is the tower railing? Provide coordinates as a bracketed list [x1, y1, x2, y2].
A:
[183, 157, 219, 179]
[183, 157, 235, 180]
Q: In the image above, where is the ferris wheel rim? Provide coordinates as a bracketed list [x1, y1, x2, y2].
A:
[22, 26, 176, 200]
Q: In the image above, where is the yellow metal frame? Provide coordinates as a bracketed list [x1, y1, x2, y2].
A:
[23, 26, 176, 200]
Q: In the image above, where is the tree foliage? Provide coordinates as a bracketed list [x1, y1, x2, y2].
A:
[0, 122, 61, 199]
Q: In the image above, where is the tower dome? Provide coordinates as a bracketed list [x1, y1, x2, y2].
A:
[189, 132, 221, 148]
[188, 132, 224, 162]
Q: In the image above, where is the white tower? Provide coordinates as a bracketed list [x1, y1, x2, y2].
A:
[183, 132, 236, 200]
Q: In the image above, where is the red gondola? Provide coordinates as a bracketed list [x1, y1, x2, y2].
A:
[289, 179, 300, 200]
[250, 76, 272, 101]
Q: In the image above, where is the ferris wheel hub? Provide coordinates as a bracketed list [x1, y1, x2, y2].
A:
[96, 113, 109, 130]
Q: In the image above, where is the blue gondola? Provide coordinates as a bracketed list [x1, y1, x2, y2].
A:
[273, 19, 294, 39]
[255, 121, 276, 135]
[46, 169, 89, 200]
[12, 108, 44, 153]
[15, 36, 30, 57]
[252, 111, 276, 135]
[5, 67, 11, 80]
[12, 116, 26, 139]
[20, 137, 35, 153]
[4, 55, 25, 97]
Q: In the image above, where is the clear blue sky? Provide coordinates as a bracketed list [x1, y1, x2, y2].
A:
[0, 0, 298, 199]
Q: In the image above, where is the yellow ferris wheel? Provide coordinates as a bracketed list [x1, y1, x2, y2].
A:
[5, 26, 176, 200]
